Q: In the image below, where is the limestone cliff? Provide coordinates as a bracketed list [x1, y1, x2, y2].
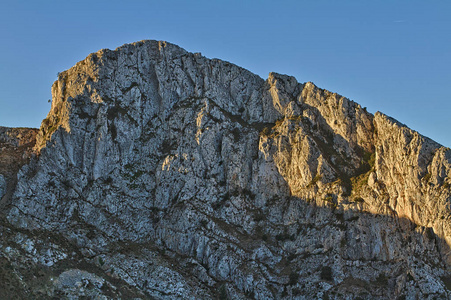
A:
[0, 40, 450, 299]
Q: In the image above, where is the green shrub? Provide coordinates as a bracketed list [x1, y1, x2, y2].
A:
[98, 257, 105, 266]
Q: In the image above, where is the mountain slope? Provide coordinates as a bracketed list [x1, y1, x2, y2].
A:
[1, 40, 450, 299]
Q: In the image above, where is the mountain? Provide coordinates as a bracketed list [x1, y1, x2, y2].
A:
[0, 40, 450, 299]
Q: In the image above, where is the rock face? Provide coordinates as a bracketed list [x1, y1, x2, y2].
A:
[1, 40, 451, 299]
[0, 126, 37, 206]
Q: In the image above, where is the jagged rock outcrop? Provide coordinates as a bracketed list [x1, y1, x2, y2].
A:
[1, 40, 450, 299]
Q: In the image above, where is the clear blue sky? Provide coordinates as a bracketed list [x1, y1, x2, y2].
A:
[1, 1, 450, 146]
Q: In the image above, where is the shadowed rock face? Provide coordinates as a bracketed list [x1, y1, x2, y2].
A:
[0, 40, 450, 299]
[0, 127, 38, 206]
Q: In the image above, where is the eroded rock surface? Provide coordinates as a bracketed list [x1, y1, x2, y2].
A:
[0, 126, 38, 207]
[1, 40, 451, 299]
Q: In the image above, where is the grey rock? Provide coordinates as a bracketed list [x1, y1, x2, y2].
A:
[1, 40, 451, 299]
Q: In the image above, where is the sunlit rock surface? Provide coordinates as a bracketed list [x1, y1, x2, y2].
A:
[1, 40, 450, 299]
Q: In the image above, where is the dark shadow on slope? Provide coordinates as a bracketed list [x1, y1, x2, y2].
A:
[199, 188, 451, 299]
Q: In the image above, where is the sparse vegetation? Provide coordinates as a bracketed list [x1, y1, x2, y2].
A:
[260, 126, 271, 136]
[423, 172, 432, 182]
[292, 288, 301, 296]
[340, 237, 346, 247]
[98, 257, 105, 266]
[242, 188, 256, 200]
[350, 171, 371, 194]
[253, 211, 264, 222]
[287, 253, 296, 261]
[161, 139, 177, 153]
[324, 194, 333, 203]
[354, 197, 365, 203]
[211, 198, 225, 210]
[289, 271, 299, 285]
[335, 212, 344, 222]
[276, 229, 295, 241]
[354, 151, 375, 176]
[308, 174, 322, 188]
[320, 266, 333, 281]
[323, 194, 337, 208]
[375, 273, 388, 286]
[244, 289, 255, 298]
[231, 127, 241, 142]
[365, 151, 376, 169]
[218, 284, 228, 300]
[441, 276, 451, 291]
[348, 215, 360, 222]
[199, 219, 208, 228]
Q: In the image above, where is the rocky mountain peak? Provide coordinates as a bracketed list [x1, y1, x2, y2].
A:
[0, 40, 450, 299]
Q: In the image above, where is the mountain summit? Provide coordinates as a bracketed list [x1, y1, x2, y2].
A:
[1, 40, 450, 299]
